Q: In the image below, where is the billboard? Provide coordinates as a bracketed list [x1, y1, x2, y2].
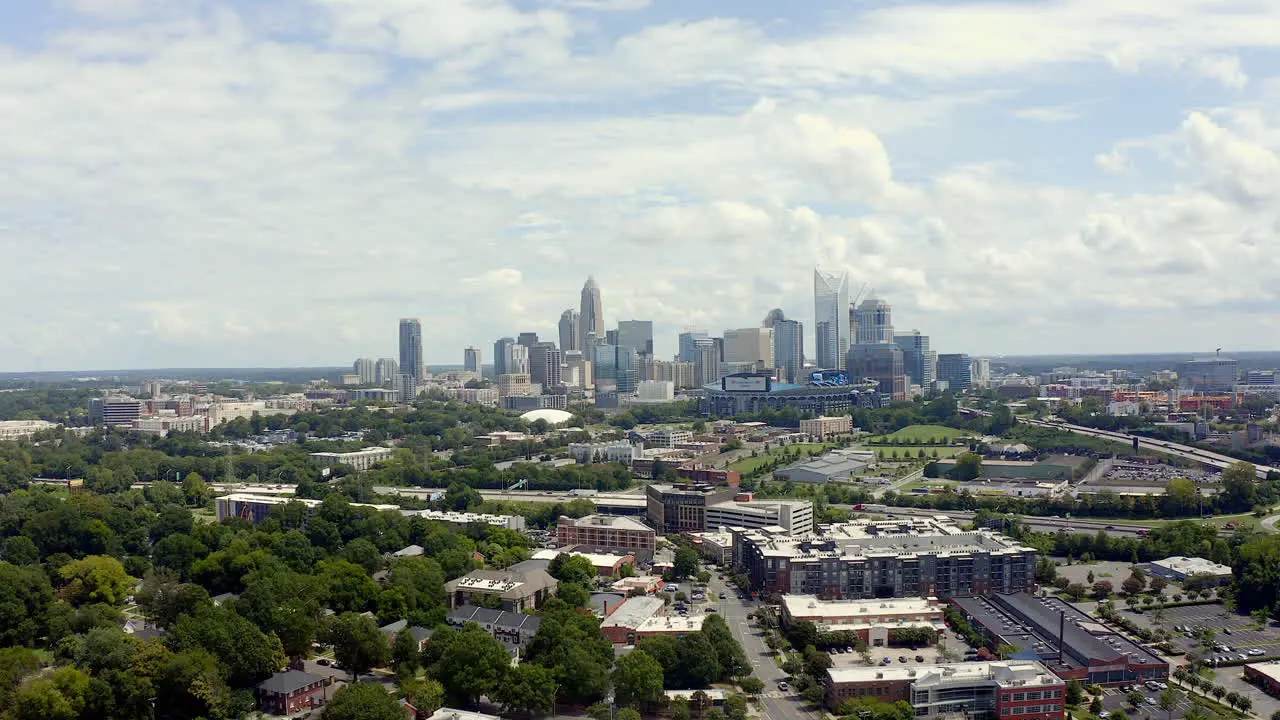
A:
[809, 370, 850, 386]
[722, 375, 770, 392]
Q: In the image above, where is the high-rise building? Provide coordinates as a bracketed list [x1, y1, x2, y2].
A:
[678, 330, 709, 363]
[517, 332, 539, 349]
[353, 358, 376, 385]
[579, 276, 604, 351]
[854, 295, 894, 345]
[529, 342, 563, 389]
[694, 337, 722, 386]
[970, 357, 991, 388]
[723, 327, 775, 368]
[894, 331, 933, 389]
[616, 345, 639, 394]
[848, 343, 906, 400]
[593, 344, 618, 392]
[394, 373, 418, 403]
[814, 269, 850, 371]
[375, 357, 399, 385]
[1180, 356, 1239, 393]
[399, 319, 423, 380]
[558, 309, 580, 353]
[616, 320, 654, 356]
[493, 337, 515, 377]
[936, 353, 973, 392]
[463, 347, 481, 375]
[764, 309, 804, 383]
[507, 344, 529, 376]
[605, 329, 618, 346]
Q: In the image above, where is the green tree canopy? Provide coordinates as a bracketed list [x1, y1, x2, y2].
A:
[321, 682, 407, 720]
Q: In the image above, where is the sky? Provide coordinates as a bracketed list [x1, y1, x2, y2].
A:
[2, 0, 1280, 371]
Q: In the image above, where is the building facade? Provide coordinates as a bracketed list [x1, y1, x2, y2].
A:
[706, 499, 814, 535]
[617, 320, 654, 356]
[723, 327, 775, 368]
[444, 568, 558, 612]
[557, 515, 657, 559]
[559, 309, 580, 353]
[854, 296, 895, 345]
[825, 661, 1065, 720]
[701, 374, 883, 417]
[353, 357, 376, 384]
[937, 353, 973, 392]
[399, 318, 423, 380]
[847, 344, 907, 401]
[814, 269, 851, 371]
[375, 357, 399, 384]
[529, 342, 563, 389]
[579, 276, 605, 350]
[1180, 356, 1239, 393]
[800, 415, 853, 439]
[463, 347, 481, 375]
[770, 315, 805, 384]
[894, 331, 934, 389]
[678, 330, 709, 363]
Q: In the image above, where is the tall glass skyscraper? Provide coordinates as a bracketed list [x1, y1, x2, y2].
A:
[493, 337, 514, 376]
[678, 330, 708, 362]
[764, 309, 804, 384]
[894, 330, 933, 388]
[398, 318, 423, 380]
[463, 347, 481, 375]
[558, 309, 580, 352]
[855, 295, 895, 344]
[616, 320, 654, 356]
[813, 269, 850, 370]
[579, 276, 604, 350]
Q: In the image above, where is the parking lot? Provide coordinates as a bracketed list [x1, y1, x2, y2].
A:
[827, 628, 972, 668]
[1128, 603, 1280, 661]
[1092, 680, 1198, 719]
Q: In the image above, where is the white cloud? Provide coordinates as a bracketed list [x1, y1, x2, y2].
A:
[1095, 149, 1131, 173]
[1190, 54, 1249, 89]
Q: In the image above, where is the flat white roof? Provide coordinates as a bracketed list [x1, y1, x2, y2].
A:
[601, 596, 665, 629]
[828, 660, 1058, 687]
[563, 514, 653, 532]
[1246, 661, 1280, 684]
[1152, 556, 1233, 576]
[427, 709, 502, 720]
[637, 614, 706, 633]
[782, 595, 942, 619]
[531, 549, 633, 566]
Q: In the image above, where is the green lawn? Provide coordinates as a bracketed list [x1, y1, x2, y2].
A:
[871, 445, 966, 460]
[729, 443, 832, 474]
[872, 424, 972, 444]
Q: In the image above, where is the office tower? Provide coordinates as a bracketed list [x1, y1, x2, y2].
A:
[493, 337, 514, 377]
[579, 276, 604, 351]
[936, 353, 973, 392]
[678, 330, 709, 363]
[1180, 356, 1239, 393]
[616, 320, 654, 356]
[894, 331, 933, 388]
[394, 373, 418, 403]
[970, 357, 991, 388]
[399, 319, 423, 380]
[566, 353, 592, 389]
[849, 343, 906, 400]
[463, 347, 481, 375]
[593, 343, 618, 392]
[693, 337, 722, 386]
[507, 343, 529, 376]
[765, 310, 804, 384]
[616, 345, 639, 394]
[855, 295, 895, 345]
[558, 309, 580, 352]
[375, 358, 399, 385]
[814, 269, 850, 370]
[723, 327, 775, 368]
[605, 329, 618, 346]
[498, 373, 534, 398]
[517, 332, 539, 349]
[529, 342, 563, 389]
[353, 358, 376, 385]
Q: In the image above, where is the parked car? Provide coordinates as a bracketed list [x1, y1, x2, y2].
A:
[881, 657, 892, 665]
[1223, 628, 1232, 634]
[845, 647, 854, 655]
[316, 659, 330, 666]
[1146, 697, 1157, 705]
[915, 655, 924, 662]
[1248, 649, 1265, 656]
[1099, 712, 1112, 719]
[898, 656, 908, 663]
[835, 647, 846, 654]
[778, 681, 789, 691]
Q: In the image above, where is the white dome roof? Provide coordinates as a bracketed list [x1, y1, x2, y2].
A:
[519, 408, 575, 425]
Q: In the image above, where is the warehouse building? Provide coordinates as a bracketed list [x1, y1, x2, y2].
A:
[1148, 556, 1233, 585]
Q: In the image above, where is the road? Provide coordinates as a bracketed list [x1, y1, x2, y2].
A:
[961, 408, 1274, 479]
[705, 572, 818, 720]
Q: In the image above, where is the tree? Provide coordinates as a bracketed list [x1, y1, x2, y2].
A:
[392, 629, 421, 677]
[322, 682, 406, 720]
[556, 582, 591, 607]
[617, 709, 642, 720]
[525, 601, 614, 704]
[1224, 691, 1241, 709]
[0, 562, 53, 646]
[1149, 576, 1168, 594]
[1127, 691, 1144, 708]
[434, 623, 511, 706]
[1121, 574, 1145, 596]
[548, 553, 597, 586]
[739, 676, 764, 696]
[612, 649, 665, 709]
[1090, 697, 1103, 714]
[1092, 581, 1114, 600]
[702, 614, 750, 678]
[1063, 583, 1088, 602]
[787, 620, 819, 651]
[181, 471, 208, 506]
[57, 556, 135, 606]
[670, 696, 692, 720]
[1066, 680, 1084, 706]
[725, 695, 748, 720]
[324, 612, 391, 682]
[1158, 688, 1183, 720]
[951, 452, 983, 481]
[168, 605, 286, 687]
[401, 677, 445, 717]
[1220, 461, 1259, 511]
[495, 662, 557, 716]
[673, 547, 700, 580]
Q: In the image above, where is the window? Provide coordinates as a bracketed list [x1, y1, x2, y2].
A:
[1052, 690, 1063, 698]
[1027, 692, 1042, 700]
[1013, 693, 1026, 701]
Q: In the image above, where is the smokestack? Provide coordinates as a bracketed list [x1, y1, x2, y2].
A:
[1058, 611, 1065, 664]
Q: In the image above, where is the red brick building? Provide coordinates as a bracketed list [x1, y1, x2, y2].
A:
[556, 515, 656, 560]
[257, 670, 330, 715]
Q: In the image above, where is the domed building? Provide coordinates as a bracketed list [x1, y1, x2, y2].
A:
[519, 408, 575, 426]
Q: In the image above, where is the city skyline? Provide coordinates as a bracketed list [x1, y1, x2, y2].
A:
[3, 2, 1280, 371]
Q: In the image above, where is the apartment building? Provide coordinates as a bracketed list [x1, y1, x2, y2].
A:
[825, 661, 1065, 720]
[556, 514, 656, 560]
[309, 446, 395, 471]
[799, 415, 853, 440]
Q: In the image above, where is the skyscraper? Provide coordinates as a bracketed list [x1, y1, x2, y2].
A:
[855, 295, 895, 345]
[493, 337, 515, 377]
[814, 269, 850, 370]
[558, 309, 580, 352]
[723, 328, 774, 368]
[677, 331, 707, 363]
[848, 343, 906, 401]
[693, 337, 722, 386]
[529, 342, 563, 389]
[936, 353, 972, 392]
[507, 344, 530, 376]
[463, 347, 481, 375]
[894, 330, 933, 389]
[353, 358, 376, 385]
[616, 345, 639, 394]
[399, 319, 423, 380]
[375, 358, 399, 385]
[517, 332, 539, 349]
[593, 343, 618, 392]
[970, 357, 991, 388]
[1180, 356, 1239, 393]
[579, 276, 604, 350]
[765, 309, 804, 384]
[616, 320, 654, 356]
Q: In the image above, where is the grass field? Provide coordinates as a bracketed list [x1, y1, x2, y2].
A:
[872, 445, 966, 460]
[872, 424, 972, 444]
[729, 443, 832, 474]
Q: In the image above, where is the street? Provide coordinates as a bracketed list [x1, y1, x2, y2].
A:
[706, 572, 823, 720]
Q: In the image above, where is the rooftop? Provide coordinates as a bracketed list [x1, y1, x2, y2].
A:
[426, 709, 503, 720]
[736, 518, 1034, 560]
[782, 595, 942, 619]
[827, 660, 1061, 688]
[637, 614, 706, 634]
[447, 605, 542, 633]
[1245, 661, 1280, 684]
[601, 596, 665, 630]
[257, 669, 325, 695]
[531, 549, 634, 567]
[446, 568, 557, 598]
[1151, 556, 1233, 576]
[561, 514, 654, 532]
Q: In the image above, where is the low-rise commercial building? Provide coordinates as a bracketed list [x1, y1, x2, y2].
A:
[646, 428, 692, 448]
[782, 595, 944, 646]
[402, 508, 527, 531]
[636, 613, 705, 639]
[733, 518, 1037, 598]
[800, 415, 853, 440]
[1243, 661, 1280, 698]
[646, 483, 738, 533]
[131, 414, 207, 436]
[706, 498, 813, 535]
[556, 514, 656, 560]
[1148, 556, 1233, 585]
[532, 549, 635, 576]
[600, 596, 666, 644]
[446, 605, 542, 652]
[215, 493, 399, 523]
[774, 449, 877, 483]
[444, 568, 558, 613]
[569, 440, 640, 464]
[309, 446, 395, 471]
[0, 420, 58, 440]
[825, 661, 1065, 720]
[503, 394, 568, 411]
[951, 594, 1167, 685]
[689, 530, 734, 564]
[676, 464, 741, 487]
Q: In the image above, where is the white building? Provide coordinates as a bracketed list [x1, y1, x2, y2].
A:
[705, 498, 814, 535]
[635, 380, 675, 402]
[646, 428, 692, 448]
[723, 327, 775, 367]
[1149, 556, 1233, 584]
[1107, 400, 1142, 416]
[310, 446, 396, 471]
[131, 415, 207, 437]
[799, 415, 853, 440]
[0, 420, 58, 440]
[568, 440, 639, 464]
[970, 357, 992, 388]
[446, 387, 500, 406]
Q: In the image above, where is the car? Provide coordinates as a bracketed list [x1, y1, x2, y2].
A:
[915, 655, 925, 662]
[846, 647, 855, 655]
[1239, 654, 1248, 661]
[1223, 628, 1233, 634]
[1105, 525, 1116, 530]
[316, 659, 330, 666]
[835, 647, 846, 654]
[705, 607, 717, 613]
[1158, 683, 1167, 690]
[882, 658, 892, 665]
[1146, 697, 1157, 705]
[898, 656, 908, 663]
[1099, 712, 1112, 719]
[718, 575, 725, 580]
[778, 681, 789, 691]
[1249, 649, 1265, 656]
